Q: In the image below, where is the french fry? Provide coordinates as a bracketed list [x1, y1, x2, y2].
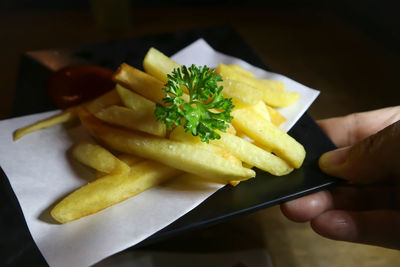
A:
[169, 127, 242, 167]
[51, 160, 182, 223]
[13, 106, 79, 141]
[215, 63, 300, 107]
[113, 63, 190, 103]
[79, 109, 255, 181]
[72, 142, 130, 175]
[85, 89, 121, 114]
[248, 101, 271, 122]
[170, 126, 293, 176]
[116, 84, 154, 111]
[143, 47, 181, 84]
[219, 79, 264, 106]
[227, 64, 255, 78]
[266, 105, 286, 127]
[113, 63, 166, 103]
[258, 78, 285, 91]
[228, 63, 285, 91]
[225, 123, 236, 135]
[117, 154, 144, 166]
[232, 107, 305, 168]
[94, 105, 166, 137]
[95, 154, 144, 178]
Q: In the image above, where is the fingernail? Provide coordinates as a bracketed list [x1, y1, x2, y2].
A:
[319, 147, 349, 170]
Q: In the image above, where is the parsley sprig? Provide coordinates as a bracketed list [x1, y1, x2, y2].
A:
[155, 65, 234, 143]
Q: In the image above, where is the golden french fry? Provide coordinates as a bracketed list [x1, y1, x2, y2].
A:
[94, 105, 166, 137]
[226, 123, 236, 135]
[72, 142, 130, 174]
[219, 79, 264, 106]
[113, 63, 166, 103]
[248, 101, 271, 122]
[51, 160, 182, 223]
[13, 106, 79, 141]
[232, 107, 305, 168]
[85, 89, 121, 115]
[143, 47, 181, 84]
[215, 63, 300, 107]
[117, 153, 144, 166]
[227, 64, 255, 78]
[258, 78, 285, 91]
[266, 105, 286, 127]
[170, 126, 293, 176]
[116, 84, 155, 112]
[169, 127, 242, 167]
[79, 109, 255, 181]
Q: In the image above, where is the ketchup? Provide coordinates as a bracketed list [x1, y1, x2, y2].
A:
[47, 65, 115, 109]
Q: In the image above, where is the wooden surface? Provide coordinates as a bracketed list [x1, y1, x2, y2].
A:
[1, 7, 399, 267]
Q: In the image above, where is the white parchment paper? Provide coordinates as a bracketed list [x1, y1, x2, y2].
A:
[0, 39, 319, 267]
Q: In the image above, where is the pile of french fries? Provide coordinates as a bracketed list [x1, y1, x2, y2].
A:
[13, 48, 305, 223]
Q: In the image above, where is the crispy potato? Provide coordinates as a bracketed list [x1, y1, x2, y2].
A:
[51, 160, 182, 223]
[258, 78, 285, 91]
[79, 109, 255, 181]
[266, 105, 286, 127]
[215, 63, 300, 107]
[226, 123, 236, 135]
[116, 84, 155, 112]
[94, 105, 166, 137]
[85, 89, 121, 114]
[227, 64, 254, 78]
[13, 106, 79, 141]
[248, 101, 271, 122]
[232, 107, 305, 168]
[220, 79, 264, 106]
[170, 126, 293, 176]
[117, 153, 144, 166]
[73, 142, 130, 174]
[169, 127, 242, 167]
[143, 47, 181, 84]
[113, 63, 166, 103]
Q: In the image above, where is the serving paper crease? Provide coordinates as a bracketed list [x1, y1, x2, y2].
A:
[0, 39, 319, 267]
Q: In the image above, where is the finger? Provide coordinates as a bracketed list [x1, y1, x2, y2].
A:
[331, 184, 400, 210]
[311, 210, 400, 250]
[281, 185, 399, 222]
[317, 106, 400, 147]
[280, 190, 333, 222]
[319, 121, 400, 183]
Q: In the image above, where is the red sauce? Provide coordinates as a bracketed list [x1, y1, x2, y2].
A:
[47, 65, 115, 109]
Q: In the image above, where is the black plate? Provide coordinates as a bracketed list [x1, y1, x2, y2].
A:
[1, 26, 338, 266]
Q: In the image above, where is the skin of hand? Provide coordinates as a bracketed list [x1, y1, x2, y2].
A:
[280, 106, 400, 250]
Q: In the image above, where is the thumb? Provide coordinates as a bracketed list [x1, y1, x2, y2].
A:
[319, 121, 400, 184]
[311, 210, 400, 250]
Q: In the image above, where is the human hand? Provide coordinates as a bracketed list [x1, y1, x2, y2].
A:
[281, 106, 400, 249]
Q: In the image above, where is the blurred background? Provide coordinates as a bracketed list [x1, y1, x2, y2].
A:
[0, 0, 399, 266]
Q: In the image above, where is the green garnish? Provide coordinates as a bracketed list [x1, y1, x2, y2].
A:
[155, 65, 234, 143]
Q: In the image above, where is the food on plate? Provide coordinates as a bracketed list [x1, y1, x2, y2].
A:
[79, 109, 255, 181]
[170, 126, 293, 176]
[51, 160, 182, 223]
[231, 107, 305, 168]
[13, 106, 79, 141]
[154, 64, 234, 143]
[143, 47, 181, 84]
[14, 46, 305, 223]
[72, 142, 130, 175]
[215, 63, 300, 107]
[47, 65, 115, 109]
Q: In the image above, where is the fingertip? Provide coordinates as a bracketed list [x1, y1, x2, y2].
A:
[318, 147, 349, 176]
[311, 210, 358, 242]
[281, 190, 333, 222]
